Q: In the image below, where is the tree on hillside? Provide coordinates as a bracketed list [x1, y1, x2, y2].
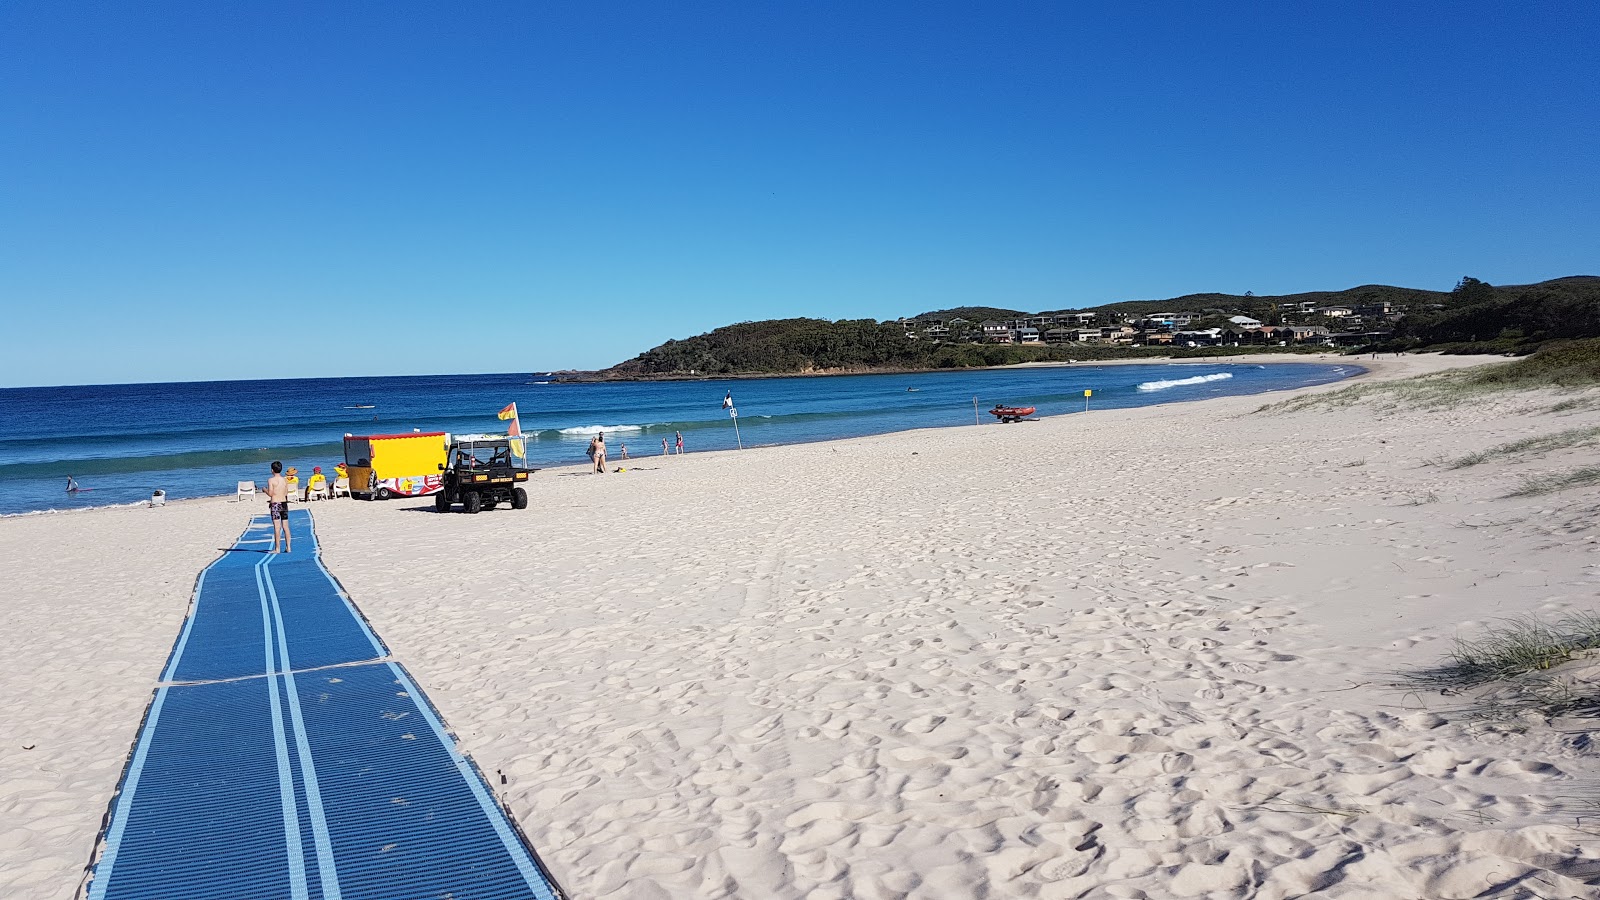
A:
[1454, 277, 1495, 305]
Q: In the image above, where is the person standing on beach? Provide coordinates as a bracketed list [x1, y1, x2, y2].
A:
[264, 461, 291, 553]
[662, 437, 669, 456]
[675, 431, 684, 454]
[588, 432, 607, 474]
[618, 442, 629, 460]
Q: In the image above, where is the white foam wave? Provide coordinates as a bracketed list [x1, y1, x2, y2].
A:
[1136, 372, 1234, 392]
[556, 424, 645, 435]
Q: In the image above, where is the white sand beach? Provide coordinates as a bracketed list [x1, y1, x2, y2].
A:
[4, 353, 1599, 899]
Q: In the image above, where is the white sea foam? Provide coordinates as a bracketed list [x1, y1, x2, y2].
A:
[557, 424, 646, 435]
[1136, 372, 1234, 392]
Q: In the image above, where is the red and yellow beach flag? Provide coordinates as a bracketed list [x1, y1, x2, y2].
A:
[497, 402, 520, 433]
[498, 402, 524, 455]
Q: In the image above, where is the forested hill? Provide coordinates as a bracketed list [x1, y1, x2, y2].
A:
[603, 318, 951, 377]
[597, 277, 1600, 377]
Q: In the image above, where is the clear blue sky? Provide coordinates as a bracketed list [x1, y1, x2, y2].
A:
[2, 2, 1595, 386]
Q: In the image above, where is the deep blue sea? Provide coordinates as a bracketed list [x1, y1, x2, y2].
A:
[0, 362, 1359, 515]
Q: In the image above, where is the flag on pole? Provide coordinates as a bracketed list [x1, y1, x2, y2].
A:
[498, 402, 522, 430]
[722, 391, 733, 409]
[498, 402, 525, 456]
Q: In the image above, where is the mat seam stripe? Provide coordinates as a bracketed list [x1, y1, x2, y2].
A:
[266, 555, 344, 900]
[259, 555, 310, 900]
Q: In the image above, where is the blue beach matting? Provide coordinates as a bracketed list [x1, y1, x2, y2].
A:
[83, 509, 565, 900]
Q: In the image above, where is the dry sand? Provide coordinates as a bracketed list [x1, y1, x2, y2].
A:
[4, 353, 1599, 899]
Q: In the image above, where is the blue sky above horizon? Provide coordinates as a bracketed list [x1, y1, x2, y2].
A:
[2, 2, 1596, 387]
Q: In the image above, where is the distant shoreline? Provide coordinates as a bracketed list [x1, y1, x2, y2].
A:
[564, 350, 1360, 383]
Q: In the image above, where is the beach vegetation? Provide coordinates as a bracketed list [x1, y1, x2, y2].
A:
[1549, 396, 1600, 414]
[1259, 339, 1600, 414]
[1405, 614, 1600, 722]
[1447, 425, 1600, 469]
[1507, 466, 1600, 497]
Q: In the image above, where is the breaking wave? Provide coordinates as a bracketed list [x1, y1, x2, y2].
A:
[1136, 372, 1234, 392]
[555, 424, 647, 435]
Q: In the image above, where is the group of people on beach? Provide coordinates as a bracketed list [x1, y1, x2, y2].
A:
[587, 431, 685, 473]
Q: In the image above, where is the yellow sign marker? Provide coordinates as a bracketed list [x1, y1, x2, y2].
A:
[1084, 389, 1092, 397]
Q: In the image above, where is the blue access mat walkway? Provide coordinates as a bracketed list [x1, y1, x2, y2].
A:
[87, 510, 564, 900]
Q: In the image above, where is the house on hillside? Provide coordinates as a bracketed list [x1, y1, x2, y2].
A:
[1017, 327, 1041, 343]
[1140, 312, 1195, 329]
[1355, 300, 1395, 320]
[1318, 306, 1353, 318]
[1275, 325, 1332, 344]
[981, 321, 1014, 343]
[1228, 315, 1264, 328]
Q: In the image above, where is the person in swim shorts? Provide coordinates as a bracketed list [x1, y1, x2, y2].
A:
[264, 460, 292, 553]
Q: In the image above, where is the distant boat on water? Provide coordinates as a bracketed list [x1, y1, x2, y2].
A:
[344, 404, 376, 409]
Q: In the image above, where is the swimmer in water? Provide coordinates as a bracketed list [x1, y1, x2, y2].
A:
[66, 475, 80, 493]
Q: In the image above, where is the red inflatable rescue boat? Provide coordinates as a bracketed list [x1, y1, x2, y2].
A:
[989, 405, 1036, 423]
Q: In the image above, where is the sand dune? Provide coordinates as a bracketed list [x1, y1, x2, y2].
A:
[4, 353, 1599, 898]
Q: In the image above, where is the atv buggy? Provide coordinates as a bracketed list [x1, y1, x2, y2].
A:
[435, 434, 537, 513]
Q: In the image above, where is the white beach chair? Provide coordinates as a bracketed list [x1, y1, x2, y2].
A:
[285, 477, 300, 501]
[150, 490, 166, 508]
[307, 481, 329, 501]
[331, 476, 350, 499]
[236, 481, 257, 501]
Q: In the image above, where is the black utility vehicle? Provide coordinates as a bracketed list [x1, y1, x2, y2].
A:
[435, 434, 536, 513]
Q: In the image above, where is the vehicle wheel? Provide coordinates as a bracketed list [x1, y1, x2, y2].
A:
[463, 492, 481, 514]
[512, 487, 528, 510]
[376, 486, 392, 500]
[435, 493, 451, 513]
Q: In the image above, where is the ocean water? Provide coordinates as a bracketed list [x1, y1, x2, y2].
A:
[0, 362, 1359, 515]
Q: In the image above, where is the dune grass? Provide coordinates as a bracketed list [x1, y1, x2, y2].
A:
[1443, 615, 1600, 683]
[1261, 339, 1600, 414]
[1458, 338, 1600, 390]
[1447, 425, 1600, 469]
[1549, 396, 1600, 414]
[1508, 466, 1600, 497]
[1405, 614, 1600, 721]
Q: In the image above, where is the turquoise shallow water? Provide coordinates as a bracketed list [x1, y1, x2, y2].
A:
[0, 361, 1359, 515]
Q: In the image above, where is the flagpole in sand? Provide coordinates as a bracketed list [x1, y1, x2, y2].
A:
[722, 391, 742, 450]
